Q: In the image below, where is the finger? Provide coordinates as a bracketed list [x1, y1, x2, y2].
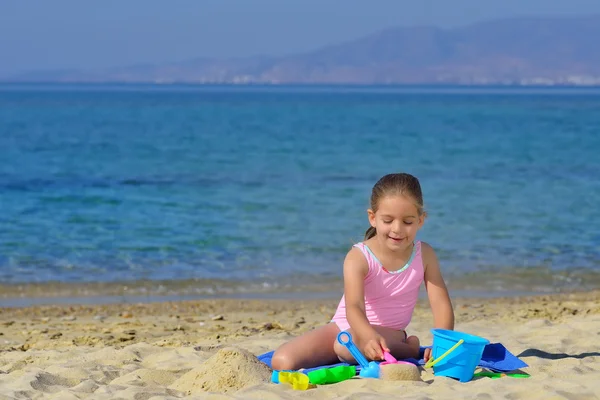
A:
[370, 344, 380, 361]
[368, 350, 377, 361]
[363, 346, 375, 361]
[424, 348, 431, 362]
[379, 337, 390, 353]
[370, 344, 379, 360]
[372, 343, 383, 360]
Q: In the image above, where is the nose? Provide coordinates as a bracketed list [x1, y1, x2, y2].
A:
[391, 221, 402, 233]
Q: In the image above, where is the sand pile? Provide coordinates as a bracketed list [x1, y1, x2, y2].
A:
[379, 363, 423, 381]
[169, 346, 272, 394]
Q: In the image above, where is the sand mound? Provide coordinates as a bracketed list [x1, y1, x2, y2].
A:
[170, 346, 272, 394]
[379, 363, 423, 381]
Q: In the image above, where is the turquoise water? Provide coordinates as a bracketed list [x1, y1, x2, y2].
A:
[1, 84, 599, 293]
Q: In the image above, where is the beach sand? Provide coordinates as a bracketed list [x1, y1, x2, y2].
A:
[1, 291, 599, 399]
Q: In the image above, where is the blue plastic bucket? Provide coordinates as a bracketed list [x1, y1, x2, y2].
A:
[430, 329, 489, 382]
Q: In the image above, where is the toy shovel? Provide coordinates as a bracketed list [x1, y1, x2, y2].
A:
[337, 332, 380, 378]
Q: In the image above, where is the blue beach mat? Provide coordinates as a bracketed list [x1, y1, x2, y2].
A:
[258, 343, 527, 374]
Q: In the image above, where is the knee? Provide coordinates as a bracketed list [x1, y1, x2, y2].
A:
[333, 341, 351, 363]
[271, 349, 298, 371]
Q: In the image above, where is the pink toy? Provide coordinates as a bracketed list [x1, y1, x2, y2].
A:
[380, 351, 414, 366]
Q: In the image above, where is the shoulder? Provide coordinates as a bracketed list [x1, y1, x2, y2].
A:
[418, 241, 439, 270]
[343, 245, 369, 277]
[419, 241, 435, 255]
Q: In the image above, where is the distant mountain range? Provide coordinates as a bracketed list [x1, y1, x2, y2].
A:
[6, 15, 600, 85]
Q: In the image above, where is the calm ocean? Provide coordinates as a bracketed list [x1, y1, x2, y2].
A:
[1, 84, 599, 297]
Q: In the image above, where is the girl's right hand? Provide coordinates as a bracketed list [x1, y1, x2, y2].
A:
[362, 334, 390, 361]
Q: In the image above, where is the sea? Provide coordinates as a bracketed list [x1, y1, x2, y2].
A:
[1, 84, 599, 303]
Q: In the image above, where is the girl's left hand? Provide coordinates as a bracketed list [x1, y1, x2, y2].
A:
[424, 347, 432, 362]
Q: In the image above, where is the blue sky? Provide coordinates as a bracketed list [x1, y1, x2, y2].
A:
[1, 0, 599, 76]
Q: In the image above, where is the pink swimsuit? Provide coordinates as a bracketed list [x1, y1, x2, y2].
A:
[331, 241, 424, 332]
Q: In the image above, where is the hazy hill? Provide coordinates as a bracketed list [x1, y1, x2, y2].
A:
[7, 15, 600, 85]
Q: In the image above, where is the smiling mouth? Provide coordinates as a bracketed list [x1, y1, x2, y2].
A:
[388, 236, 403, 241]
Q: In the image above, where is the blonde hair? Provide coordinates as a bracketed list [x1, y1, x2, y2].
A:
[364, 173, 424, 240]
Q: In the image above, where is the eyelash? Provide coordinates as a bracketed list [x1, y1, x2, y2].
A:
[383, 220, 413, 225]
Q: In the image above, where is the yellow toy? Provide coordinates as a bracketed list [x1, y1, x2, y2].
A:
[278, 371, 311, 390]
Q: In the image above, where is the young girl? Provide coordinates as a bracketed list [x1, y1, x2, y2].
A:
[271, 173, 455, 371]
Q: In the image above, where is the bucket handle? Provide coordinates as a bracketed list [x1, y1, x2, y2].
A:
[424, 339, 464, 369]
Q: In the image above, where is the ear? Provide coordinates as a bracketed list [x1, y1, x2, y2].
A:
[367, 209, 377, 228]
[418, 212, 427, 229]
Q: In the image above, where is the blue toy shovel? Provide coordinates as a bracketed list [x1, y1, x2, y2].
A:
[337, 331, 380, 378]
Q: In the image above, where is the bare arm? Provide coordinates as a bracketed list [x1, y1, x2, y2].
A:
[343, 247, 373, 337]
[422, 242, 455, 330]
[343, 247, 389, 359]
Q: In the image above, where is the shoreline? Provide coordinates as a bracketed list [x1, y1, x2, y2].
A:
[0, 288, 589, 309]
[3, 271, 599, 308]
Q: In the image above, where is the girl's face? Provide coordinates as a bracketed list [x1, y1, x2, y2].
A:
[368, 195, 424, 252]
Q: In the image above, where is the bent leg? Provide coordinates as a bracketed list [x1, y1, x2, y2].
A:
[271, 322, 341, 371]
[333, 326, 420, 363]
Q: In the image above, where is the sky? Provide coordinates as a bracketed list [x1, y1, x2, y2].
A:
[1, 0, 600, 77]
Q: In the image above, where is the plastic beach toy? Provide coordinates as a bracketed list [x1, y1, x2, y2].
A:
[424, 339, 465, 369]
[428, 329, 489, 382]
[337, 331, 380, 378]
[278, 371, 310, 390]
[307, 365, 356, 385]
[473, 371, 530, 379]
[380, 351, 414, 367]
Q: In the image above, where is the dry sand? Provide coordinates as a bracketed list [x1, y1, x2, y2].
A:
[1, 291, 599, 399]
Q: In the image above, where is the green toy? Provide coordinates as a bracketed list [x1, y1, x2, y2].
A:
[307, 365, 356, 385]
[473, 371, 530, 379]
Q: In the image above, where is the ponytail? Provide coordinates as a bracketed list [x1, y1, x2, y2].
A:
[364, 226, 377, 240]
